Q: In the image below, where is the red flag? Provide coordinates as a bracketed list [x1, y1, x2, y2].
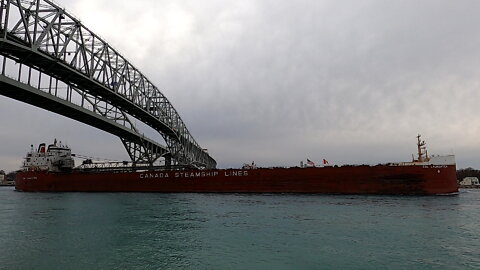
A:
[323, 159, 329, 165]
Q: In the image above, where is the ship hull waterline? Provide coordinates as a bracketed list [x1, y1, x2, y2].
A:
[15, 165, 458, 195]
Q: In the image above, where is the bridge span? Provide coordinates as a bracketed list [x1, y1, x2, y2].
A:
[0, 0, 216, 169]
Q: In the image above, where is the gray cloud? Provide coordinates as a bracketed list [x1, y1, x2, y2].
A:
[1, 0, 480, 171]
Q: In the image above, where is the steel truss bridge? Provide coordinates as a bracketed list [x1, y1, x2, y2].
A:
[0, 0, 216, 169]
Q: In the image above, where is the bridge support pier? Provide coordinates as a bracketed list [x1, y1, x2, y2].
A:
[121, 138, 168, 166]
[164, 154, 172, 170]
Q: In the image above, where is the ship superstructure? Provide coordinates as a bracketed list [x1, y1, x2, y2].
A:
[396, 134, 455, 166]
[22, 139, 74, 172]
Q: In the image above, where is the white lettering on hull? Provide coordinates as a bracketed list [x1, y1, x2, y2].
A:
[422, 165, 448, 169]
[139, 170, 249, 180]
[224, 171, 248, 177]
[139, 173, 169, 179]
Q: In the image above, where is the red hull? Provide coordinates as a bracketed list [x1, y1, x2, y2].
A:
[15, 164, 458, 195]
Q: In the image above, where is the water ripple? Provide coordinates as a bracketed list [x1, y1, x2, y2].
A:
[0, 187, 479, 269]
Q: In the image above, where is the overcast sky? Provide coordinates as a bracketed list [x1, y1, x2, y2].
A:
[2, 0, 480, 171]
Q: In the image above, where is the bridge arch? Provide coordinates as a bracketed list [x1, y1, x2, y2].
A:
[0, 0, 216, 168]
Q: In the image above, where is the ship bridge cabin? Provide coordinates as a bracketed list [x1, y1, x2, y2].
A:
[23, 140, 74, 172]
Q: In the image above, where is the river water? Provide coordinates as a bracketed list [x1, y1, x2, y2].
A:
[0, 186, 479, 269]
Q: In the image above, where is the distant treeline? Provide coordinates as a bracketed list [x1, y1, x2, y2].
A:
[457, 168, 480, 182]
[6, 171, 16, 181]
[0, 170, 16, 181]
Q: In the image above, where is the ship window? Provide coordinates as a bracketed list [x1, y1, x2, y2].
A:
[26, 158, 31, 162]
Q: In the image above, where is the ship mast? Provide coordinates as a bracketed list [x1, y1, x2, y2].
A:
[416, 134, 429, 162]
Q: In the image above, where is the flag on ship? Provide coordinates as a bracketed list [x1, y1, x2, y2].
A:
[307, 159, 315, 167]
[323, 159, 329, 165]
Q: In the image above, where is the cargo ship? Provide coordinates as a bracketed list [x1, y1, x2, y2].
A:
[15, 135, 458, 194]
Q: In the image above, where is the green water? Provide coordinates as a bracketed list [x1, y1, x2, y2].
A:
[0, 187, 479, 269]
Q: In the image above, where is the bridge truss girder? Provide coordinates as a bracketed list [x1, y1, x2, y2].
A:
[0, 58, 169, 165]
[0, 0, 216, 168]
